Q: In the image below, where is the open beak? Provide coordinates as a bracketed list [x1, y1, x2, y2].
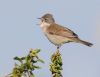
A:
[37, 18, 42, 25]
[37, 18, 41, 19]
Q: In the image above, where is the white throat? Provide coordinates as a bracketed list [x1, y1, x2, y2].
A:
[40, 21, 50, 32]
[40, 21, 50, 27]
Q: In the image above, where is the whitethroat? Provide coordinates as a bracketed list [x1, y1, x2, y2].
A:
[38, 13, 93, 49]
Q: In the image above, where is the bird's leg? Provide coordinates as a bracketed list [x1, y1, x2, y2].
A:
[57, 46, 60, 52]
[57, 46, 59, 49]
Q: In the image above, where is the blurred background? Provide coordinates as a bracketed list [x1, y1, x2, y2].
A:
[0, 0, 100, 77]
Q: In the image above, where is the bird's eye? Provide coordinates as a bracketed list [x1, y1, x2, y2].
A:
[45, 18, 48, 21]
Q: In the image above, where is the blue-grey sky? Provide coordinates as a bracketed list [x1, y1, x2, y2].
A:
[0, 0, 100, 77]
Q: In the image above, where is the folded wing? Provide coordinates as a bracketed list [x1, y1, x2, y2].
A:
[46, 23, 78, 38]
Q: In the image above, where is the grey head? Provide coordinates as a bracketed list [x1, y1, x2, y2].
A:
[39, 13, 55, 24]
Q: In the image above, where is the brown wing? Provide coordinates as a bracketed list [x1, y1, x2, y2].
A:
[46, 23, 78, 38]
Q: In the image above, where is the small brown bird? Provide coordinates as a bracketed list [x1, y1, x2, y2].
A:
[38, 13, 93, 49]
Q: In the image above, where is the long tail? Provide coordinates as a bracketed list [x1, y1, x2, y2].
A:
[78, 39, 93, 47]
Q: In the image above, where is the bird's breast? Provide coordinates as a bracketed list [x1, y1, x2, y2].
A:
[45, 33, 71, 46]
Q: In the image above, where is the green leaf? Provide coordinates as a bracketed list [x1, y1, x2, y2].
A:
[35, 49, 41, 53]
[37, 59, 45, 63]
[14, 57, 21, 61]
[20, 57, 26, 60]
[33, 65, 41, 69]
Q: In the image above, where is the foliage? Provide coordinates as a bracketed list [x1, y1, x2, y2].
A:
[6, 49, 44, 77]
[50, 50, 63, 77]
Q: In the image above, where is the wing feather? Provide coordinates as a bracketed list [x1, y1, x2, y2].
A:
[46, 23, 78, 38]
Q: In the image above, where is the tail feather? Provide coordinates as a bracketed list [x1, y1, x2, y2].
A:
[78, 39, 93, 47]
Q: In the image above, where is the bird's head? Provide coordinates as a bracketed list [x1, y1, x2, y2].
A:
[38, 13, 55, 24]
